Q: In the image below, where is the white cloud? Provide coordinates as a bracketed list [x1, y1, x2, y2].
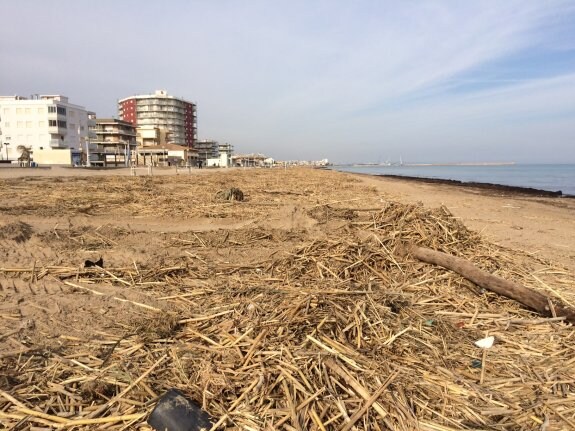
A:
[1, 0, 574, 162]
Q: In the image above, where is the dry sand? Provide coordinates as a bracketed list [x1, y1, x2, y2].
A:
[2, 165, 573, 271]
[0, 166, 574, 430]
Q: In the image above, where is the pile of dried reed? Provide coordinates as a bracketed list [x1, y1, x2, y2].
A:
[1, 169, 574, 430]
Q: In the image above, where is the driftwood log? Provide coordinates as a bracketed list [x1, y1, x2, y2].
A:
[408, 244, 575, 324]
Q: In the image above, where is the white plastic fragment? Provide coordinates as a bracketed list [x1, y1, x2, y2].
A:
[475, 336, 495, 349]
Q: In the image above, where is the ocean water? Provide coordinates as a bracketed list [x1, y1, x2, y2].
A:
[331, 164, 575, 196]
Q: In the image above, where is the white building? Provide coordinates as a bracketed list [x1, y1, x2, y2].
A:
[206, 142, 233, 167]
[196, 140, 234, 168]
[0, 94, 96, 165]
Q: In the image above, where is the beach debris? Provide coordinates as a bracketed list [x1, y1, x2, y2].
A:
[0, 221, 33, 243]
[1, 170, 574, 430]
[471, 359, 483, 368]
[215, 187, 244, 201]
[475, 335, 495, 349]
[148, 389, 214, 431]
[84, 257, 104, 268]
[406, 244, 575, 323]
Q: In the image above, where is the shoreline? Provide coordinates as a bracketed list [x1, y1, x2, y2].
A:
[330, 165, 575, 198]
[349, 170, 575, 272]
[374, 173, 572, 198]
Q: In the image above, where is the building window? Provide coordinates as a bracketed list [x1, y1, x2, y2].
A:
[25, 108, 31, 114]
[4, 121, 9, 128]
[16, 108, 23, 114]
[2, 108, 9, 115]
[69, 123, 75, 129]
[49, 120, 57, 127]
[38, 108, 44, 114]
[57, 107, 66, 115]
[48, 106, 56, 113]
[26, 121, 32, 128]
[39, 121, 45, 127]
[69, 110, 75, 117]
[58, 120, 67, 128]
[17, 121, 23, 128]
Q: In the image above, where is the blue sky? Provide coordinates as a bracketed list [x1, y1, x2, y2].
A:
[2, 0, 574, 163]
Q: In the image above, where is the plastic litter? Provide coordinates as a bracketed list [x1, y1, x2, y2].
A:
[474, 335, 495, 349]
[471, 359, 482, 368]
[148, 389, 214, 431]
[84, 257, 103, 268]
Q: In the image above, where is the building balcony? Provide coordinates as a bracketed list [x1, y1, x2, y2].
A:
[48, 127, 67, 135]
[47, 112, 68, 119]
[50, 139, 68, 149]
[96, 129, 136, 136]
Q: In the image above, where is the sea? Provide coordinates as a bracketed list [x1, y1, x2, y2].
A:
[331, 164, 575, 197]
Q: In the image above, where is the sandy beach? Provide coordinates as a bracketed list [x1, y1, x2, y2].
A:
[1, 166, 574, 430]
[2, 165, 573, 271]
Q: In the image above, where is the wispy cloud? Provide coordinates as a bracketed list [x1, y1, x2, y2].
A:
[1, 0, 574, 162]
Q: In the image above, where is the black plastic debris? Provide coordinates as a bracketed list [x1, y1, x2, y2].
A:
[148, 389, 214, 431]
[84, 257, 103, 268]
[471, 359, 482, 369]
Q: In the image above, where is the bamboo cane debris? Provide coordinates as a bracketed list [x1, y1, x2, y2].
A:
[1, 169, 574, 430]
[407, 244, 575, 323]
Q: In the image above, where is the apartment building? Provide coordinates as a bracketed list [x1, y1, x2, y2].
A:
[194, 139, 219, 162]
[91, 118, 137, 167]
[196, 140, 234, 167]
[0, 94, 96, 165]
[118, 90, 197, 149]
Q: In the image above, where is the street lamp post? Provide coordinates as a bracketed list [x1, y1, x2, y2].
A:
[3, 142, 9, 160]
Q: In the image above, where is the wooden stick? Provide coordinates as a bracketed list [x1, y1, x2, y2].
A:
[408, 245, 575, 323]
[86, 354, 167, 418]
[55, 413, 146, 428]
[339, 370, 400, 431]
[242, 329, 267, 367]
[62, 281, 161, 312]
[310, 408, 328, 431]
[0, 410, 60, 427]
[14, 407, 69, 424]
[0, 389, 29, 409]
[480, 349, 487, 385]
[324, 359, 389, 421]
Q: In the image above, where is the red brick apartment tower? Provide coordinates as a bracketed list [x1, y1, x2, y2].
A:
[118, 98, 137, 125]
[118, 90, 197, 148]
[184, 102, 197, 150]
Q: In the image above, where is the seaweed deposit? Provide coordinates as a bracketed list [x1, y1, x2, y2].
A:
[0, 168, 574, 430]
